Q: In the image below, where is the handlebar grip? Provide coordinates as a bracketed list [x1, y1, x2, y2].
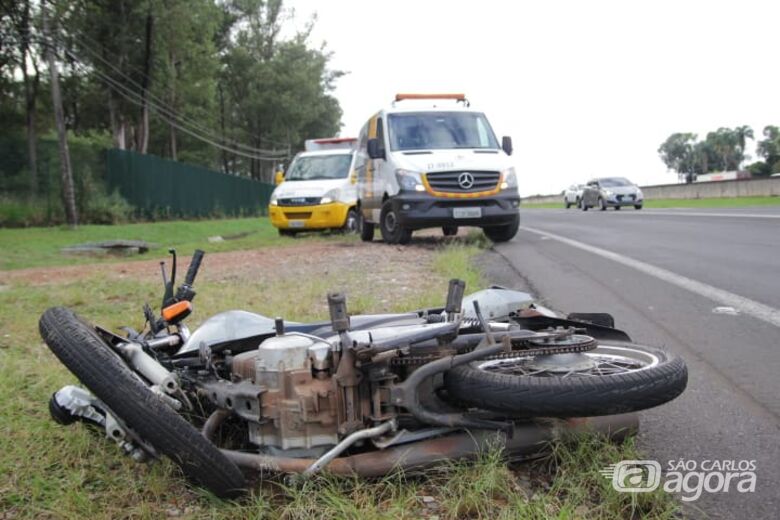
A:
[184, 249, 204, 286]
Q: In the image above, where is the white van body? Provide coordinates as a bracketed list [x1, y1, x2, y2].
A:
[269, 138, 359, 235]
[355, 94, 520, 244]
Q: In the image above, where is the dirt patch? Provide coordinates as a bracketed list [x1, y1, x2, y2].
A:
[0, 241, 440, 290]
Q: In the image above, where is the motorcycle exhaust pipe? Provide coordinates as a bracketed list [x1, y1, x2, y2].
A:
[215, 413, 638, 477]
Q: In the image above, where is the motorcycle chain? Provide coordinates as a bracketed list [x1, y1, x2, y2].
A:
[389, 337, 598, 367]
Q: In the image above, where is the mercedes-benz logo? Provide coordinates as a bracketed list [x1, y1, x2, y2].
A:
[458, 172, 475, 190]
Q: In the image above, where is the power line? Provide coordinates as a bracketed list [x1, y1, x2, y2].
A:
[65, 35, 289, 157]
[67, 53, 287, 162]
[70, 29, 291, 150]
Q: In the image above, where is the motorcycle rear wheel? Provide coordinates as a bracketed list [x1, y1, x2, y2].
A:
[39, 307, 246, 498]
[444, 341, 687, 417]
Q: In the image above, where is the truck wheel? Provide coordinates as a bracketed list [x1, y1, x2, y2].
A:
[442, 226, 459, 237]
[483, 214, 519, 243]
[380, 201, 412, 245]
[360, 217, 375, 242]
[341, 209, 359, 234]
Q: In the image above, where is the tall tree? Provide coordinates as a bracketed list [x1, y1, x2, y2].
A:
[1, 0, 42, 192]
[43, 1, 77, 226]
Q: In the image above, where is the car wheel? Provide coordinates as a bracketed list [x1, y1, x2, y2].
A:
[581, 201, 589, 211]
[565, 201, 571, 209]
[279, 229, 297, 237]
[379, 200, 412, 245]
[599, 197, 607, 211]
[634, 204, 643, 210]
[614, 205, 621, 211]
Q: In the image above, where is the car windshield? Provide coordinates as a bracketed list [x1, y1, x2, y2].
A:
[599, 178, 633, 187]
[388, 112, 499, 151]
[284, 155, 352, 181]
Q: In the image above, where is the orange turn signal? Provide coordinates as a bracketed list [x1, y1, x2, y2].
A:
[162, 300, 192, 322]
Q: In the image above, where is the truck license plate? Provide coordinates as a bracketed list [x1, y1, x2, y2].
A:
[288, 220, 305, 228]
[453, 207, 482, 219]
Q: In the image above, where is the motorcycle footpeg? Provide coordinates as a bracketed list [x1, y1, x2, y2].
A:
[49, 392, 78, 426]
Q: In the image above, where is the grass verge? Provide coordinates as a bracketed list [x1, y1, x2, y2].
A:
[0, 217, 350, 271]
[522, 195, 780, 210]
[0, 237, 679, 518]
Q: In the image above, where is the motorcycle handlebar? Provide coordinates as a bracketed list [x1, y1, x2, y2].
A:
[184, 249, 204, 286]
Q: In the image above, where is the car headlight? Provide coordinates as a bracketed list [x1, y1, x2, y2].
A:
[320, 188, 340, 204]
[269, 193, 278, 206]
[635, 189, 643, 198]
[396, 169, 425, 192]
[604, 190, 614, 197]
[500, 167, 517, 190]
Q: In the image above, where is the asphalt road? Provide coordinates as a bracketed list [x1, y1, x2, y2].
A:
[482, 206, 780, 519]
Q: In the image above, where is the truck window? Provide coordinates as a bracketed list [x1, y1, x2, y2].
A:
[387, 112, 500, 151]
[284, 155, 353, 181]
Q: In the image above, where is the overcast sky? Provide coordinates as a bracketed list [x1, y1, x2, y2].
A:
[288, 0, 779, 196]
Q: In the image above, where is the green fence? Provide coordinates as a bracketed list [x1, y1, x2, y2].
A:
[106, 149, 274, 218]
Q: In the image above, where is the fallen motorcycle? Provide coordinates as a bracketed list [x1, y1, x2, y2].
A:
[39, 249, 687, 498]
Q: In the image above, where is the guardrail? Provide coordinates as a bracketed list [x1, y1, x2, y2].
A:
[522, 177, 780, 205]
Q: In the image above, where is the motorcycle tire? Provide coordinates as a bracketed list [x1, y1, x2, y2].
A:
[444, 341, 687, 417]
[39, 307, 246, 498]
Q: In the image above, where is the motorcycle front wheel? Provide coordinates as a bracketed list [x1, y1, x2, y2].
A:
[444, 341, 687, 417]
[39, 307, 246, 498]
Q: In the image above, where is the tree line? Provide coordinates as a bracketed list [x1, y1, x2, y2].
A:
[658, 126, 780, 183]
[1, 0, 343, 225]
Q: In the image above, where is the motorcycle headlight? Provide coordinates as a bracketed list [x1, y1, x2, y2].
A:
[320, 188, 340, 204]
[269, 192, 279, 206]
[500, 167, 517, 190]
[396, 169, 425, 192]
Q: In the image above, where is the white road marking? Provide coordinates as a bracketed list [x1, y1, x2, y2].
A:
[520, 226, 780, 328]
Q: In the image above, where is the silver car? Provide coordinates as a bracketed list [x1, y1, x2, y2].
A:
[581, 177, 644, 211]
[563, 184, 585, 209]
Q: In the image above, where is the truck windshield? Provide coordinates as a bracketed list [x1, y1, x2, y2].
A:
[388, 112, 500, 151]
[284, 155, 352, 181]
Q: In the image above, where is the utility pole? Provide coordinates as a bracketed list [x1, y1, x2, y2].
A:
[43, 1, 78, 227]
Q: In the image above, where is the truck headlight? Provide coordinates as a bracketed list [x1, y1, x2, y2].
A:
[320, 188, 340, 204]
[396, 169, 425, 192]
[269, 193, 279, 206]
[500, 167, 517, 190]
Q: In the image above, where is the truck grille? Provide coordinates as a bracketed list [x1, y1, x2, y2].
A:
[425, 170, 500, 193]
[283, 212, 312, 220]
[278, 197, 321, 206]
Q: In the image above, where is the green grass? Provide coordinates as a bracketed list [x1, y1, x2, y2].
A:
[522, 195, 780, 210]
[643, 196, 780, 208]
[0, 217, 350, 271]
[0, 237, 679, 518]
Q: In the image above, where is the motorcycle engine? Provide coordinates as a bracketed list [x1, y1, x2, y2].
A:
[230, 333, 340, 452]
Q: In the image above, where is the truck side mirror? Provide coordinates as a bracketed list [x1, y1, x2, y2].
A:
[274, 171, 284, 185]
[367, 138, 385, 160]
[502, 136, 513, 156]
